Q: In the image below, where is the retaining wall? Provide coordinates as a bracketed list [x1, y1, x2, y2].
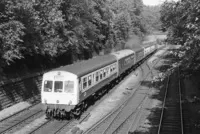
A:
[0, 73, 43, 110]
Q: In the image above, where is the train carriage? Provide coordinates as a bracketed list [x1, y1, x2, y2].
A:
[143, 44, 152, 57]
[133, 46, 145, 63]
[110, 49, 135, 76]
[142, 43, 157, 57]
[41, 54, 118, 116]
[150, 44, 156, 52]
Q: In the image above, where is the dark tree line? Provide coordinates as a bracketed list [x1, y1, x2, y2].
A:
[0, 0, 161, 79]
[160, 0, 200, 76]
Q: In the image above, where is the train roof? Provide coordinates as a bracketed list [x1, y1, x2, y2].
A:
[110, 49, 134, 60]
[51, 54, 117, 77]
[131, 46, 144, 52]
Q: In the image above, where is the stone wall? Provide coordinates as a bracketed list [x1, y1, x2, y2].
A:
[0, 72, 43, 110]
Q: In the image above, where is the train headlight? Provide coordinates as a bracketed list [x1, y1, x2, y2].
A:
[56, 100, 59, 104]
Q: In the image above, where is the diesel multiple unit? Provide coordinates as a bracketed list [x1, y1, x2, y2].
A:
[41, 42, 163, 118]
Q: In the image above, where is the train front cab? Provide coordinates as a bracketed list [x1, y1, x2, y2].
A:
[41, 71, 79, 113]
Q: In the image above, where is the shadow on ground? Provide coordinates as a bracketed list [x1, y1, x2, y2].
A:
[129, 48, 182, 134]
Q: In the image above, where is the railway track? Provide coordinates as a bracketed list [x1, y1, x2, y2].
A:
[29, 108, 92, 134]
[82, 58, 160, 134]
[29, 119, 71, 134]
[0, 98, 40, 123]
[157, 67, 184, 134]
[0, 109, 43, 134]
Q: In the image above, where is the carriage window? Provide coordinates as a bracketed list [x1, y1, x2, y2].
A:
[88, 75, 92, 86]
[103, 69, 106, 77]
[54, 81, 63, 93]
[64, 81, 74, 93]
[110, 66, 113, 72]
[106, 67, 109, 75]
[44, 80, 53, 92]
[112, 65, 115, 71]
[83, 77, 87, 89]
[100, 70, 103, 79]
[96, 72, 99, 82]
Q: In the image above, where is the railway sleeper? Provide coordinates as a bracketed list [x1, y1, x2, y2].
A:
[162, 122, 181, 126]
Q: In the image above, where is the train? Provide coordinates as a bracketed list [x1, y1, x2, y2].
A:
[41, 41, 164, 119]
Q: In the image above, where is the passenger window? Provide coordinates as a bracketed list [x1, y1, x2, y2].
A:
[64, 81, 74, 93]
[103, 69, 106, 77]
[106, 68, 109, 75]
[44, 80, 53, 92]
[113, 65, 115, 71]
[54, 81, 63, 93]
[88, 75, 92, 86]
[83, 77, 87, 89]
[96, 72, 99, 82]
[100, 70, 103, 79]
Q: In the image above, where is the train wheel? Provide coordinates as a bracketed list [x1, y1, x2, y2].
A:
[45, 113, 49, 119]
[45, 108, 50, 119]
[64, 111, 71, 120]
[72, 109, 82, 119]
[53, 109, 57, 118]
[49, 110, 53, 118]
[60, 110, 65, 120]
[82, 102, 88, 111]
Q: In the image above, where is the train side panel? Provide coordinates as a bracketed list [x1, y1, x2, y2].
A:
[117, 53, 135, 75]
[78, 62, 118, 102]
[144, 46, 151, 57]
[110, 50, 135, 76]
[135, 48, 144, 63]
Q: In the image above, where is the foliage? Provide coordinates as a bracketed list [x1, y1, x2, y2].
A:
[0, 0, 152, 77]
[160, 0, 200, 75]
[142, 5, 162, 32]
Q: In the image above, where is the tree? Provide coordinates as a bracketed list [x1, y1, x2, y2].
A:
[160, 0, 200, 76]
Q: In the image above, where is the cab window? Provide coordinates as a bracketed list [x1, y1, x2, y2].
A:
[54, 81, 63, 92]
[44, 80, 53, 92]
[64, 81, 74, 93]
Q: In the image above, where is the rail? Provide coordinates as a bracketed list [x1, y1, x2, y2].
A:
[157, 67, 184, 134]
